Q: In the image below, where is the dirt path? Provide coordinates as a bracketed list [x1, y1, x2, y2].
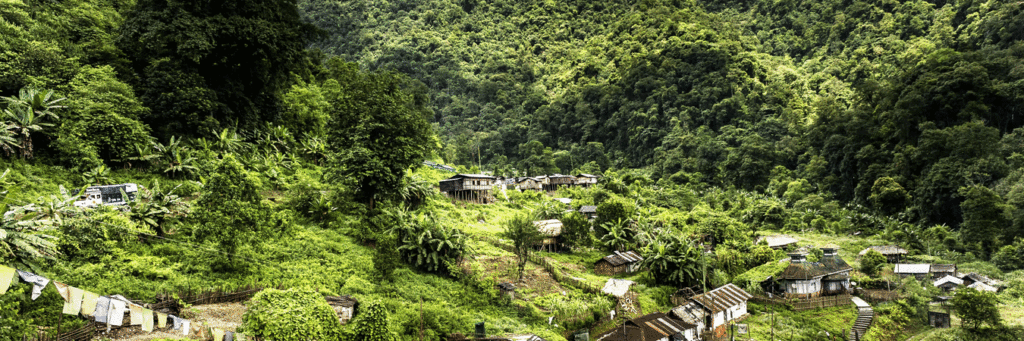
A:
[97, 302, 247, 341]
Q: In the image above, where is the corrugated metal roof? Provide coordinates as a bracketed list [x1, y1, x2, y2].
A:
[576, 174, 599, 178]
[579, 205, 597, 213]
[756, 235, 799, 248]
[690, 283, 752, 314]
[934, 275, 963, 287]
[670, 301, 706, 325]
[598, 251, 644, 266]
[968, 281, 998, 292]
[533, 220, 563, 237]
[449, 173, 496, 179]
[597, 312, 695, 341]
[858, 245, 908, 256]
[894, 264, 931, 274]
[931, 264, 956, 272]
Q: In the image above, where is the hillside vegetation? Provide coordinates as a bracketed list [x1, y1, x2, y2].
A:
[1, 0, 1024, 340]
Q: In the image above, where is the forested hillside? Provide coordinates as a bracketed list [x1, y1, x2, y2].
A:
[2, 0, 1024, 339]
[299, 0, 1024, 246]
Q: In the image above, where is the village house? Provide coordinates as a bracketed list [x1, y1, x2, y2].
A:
[515, 177, 543, 191]
[578, 205, 597, 220]
[960, 272, 1000, 287]
[755, 235, 799, 250]
[595, 312, 697, 341]
[671, 283, 753, 340]
[594, 251, 644, 275]
[968, 281, 998, 293]
[533, 219, 563, 252]
[933, 275, 963, 293]
[931, 264, 957, 279]
[543, 174, 575, 191]
[574, 174, 600, 188]
[439, 174, 497, 204]
[776, 247, 853, 298]
[894, 264, 932, 280]
[858, 245, 908, 263]
[324, 295, 358, 325]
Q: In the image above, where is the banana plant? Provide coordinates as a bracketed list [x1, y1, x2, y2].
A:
[1, 204, 58, 270]
[127, 181, 189, 236]
[81, 164, 112, 186]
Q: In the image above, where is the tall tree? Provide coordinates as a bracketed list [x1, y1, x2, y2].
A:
[959, 185, 1011, 258]
[500, 214, 542, 282]
[118, 0, 321, 137]
[323, 59, 435, 210]
[951, 288, 1002, 329]
[190, 154, 272, 265]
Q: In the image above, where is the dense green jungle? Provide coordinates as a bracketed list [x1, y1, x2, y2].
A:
[1, 0, 1024, 340]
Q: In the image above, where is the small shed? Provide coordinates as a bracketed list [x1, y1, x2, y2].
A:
[574, 174, 600, 188]
[578, 205, 597, 220]
[894, 264, 931, 280]
[496, 282, 516, 300]
[594, 251, 644, 275]
[755, 235, 798, 250]
[959, 272, 997, 287]
[533, 219, 563, 252]
[967, 281, 998, 292]
[929, 311, 951, 328]
[933, 275, 963, 292]
[931, 264, 957, 279]
[858, 245, 908, 263]
[601, 278, 635, 298]
[324, 295, 359, 324]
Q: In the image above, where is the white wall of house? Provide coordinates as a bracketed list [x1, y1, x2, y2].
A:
[785, 278, 822, 294]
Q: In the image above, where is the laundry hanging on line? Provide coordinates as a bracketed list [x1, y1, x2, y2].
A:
[0, 265, 15, 295]
[16, 269, 49, 300]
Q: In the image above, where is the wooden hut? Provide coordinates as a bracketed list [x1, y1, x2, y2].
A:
[933, 275, 963, 293]
[578, 205, 597, 220]
[573, 174, 599, 188]
[533, 219, 563, 252]
[439, 174, 497, 204]
[931, 264, 957, 279]
[543, 174, 575, 191]
[959, 272, 998, 287]
[894, 264, 931, 280]
[324, 295, 359, 324]
[594, 251, 644, 275]
[858, 245, 908, 263]
[515, 177, 542, 191]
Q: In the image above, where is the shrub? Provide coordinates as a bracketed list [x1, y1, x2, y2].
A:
[861, 249, 886, 277]
[240, 288, 342, 340]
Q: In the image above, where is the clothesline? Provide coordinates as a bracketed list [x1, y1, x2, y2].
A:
[0, 264, 205, 338]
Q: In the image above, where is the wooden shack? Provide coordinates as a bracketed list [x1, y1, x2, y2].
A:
[858, 245, 908, 263]
[324, 295, 358, 324]
[933, 275, 963, 293]
[894, 264, 931, 280]
[574, 174, 599, 188]
[515, 177, 542, 191]
[689, 283, 753, 338]
[578, 205, 597, 220]
[543, 174, 575, 191]
[533, 219, 563, 252]
[594, 251, 644, 275]
[439, 174, 497, 204]
[931, 264, 957, 279]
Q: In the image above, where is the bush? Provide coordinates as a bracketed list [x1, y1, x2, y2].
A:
[240, 288, 343, 340]
[861, 249, 886, 277]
